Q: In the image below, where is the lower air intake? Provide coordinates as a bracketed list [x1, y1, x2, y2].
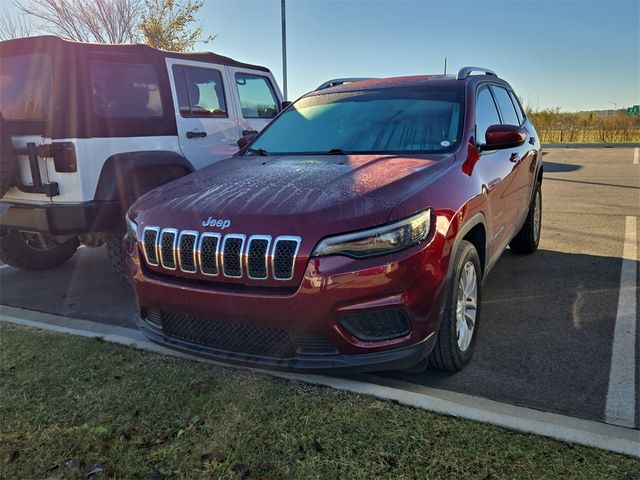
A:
[145, 309, 338, 357]
[339, 308, 411, 341]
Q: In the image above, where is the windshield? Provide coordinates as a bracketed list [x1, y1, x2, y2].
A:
[246, 86, 464, 155]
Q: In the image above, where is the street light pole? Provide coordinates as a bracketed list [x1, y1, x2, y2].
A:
[281, 0, 288, 100]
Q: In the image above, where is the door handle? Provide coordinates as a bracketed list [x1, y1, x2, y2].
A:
[186, 131, 207, 139]
[242, 129, 258, 136]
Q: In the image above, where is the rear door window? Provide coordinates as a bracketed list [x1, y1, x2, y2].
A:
[0, 53, 52, 120]
[475, 86, 501, 143]
[492, 85, 521, 126]
[172, 65, 227, 117]
[90, 61, 163, 118]
[507, 90, 525, 124]
[235, 73, 278, 119]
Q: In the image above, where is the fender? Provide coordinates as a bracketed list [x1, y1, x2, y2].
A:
[94, 151, 195, 202]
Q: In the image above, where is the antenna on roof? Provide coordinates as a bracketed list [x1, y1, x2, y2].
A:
[443, 56, 447, 75]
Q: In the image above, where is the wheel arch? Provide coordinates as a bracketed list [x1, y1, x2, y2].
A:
[94, 151, 195, 204]
[448, 212, 487, 278]
[439, 211, 488, 320]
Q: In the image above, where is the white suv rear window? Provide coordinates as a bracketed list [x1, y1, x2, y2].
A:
[90, 61, 163, 118]
[0, 53, 52, 120]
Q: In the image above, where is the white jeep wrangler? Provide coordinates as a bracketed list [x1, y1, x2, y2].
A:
[0, 35, 283, 276]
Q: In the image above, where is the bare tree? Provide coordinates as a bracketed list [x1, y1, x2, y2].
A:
[0, 11, 34, 40]
[14, 0, 144, 43]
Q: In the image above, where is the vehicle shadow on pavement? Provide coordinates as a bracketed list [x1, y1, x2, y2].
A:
[377, 248, 636, 426]
[0, 247, 136, 328]
[543, 161, 582, 173]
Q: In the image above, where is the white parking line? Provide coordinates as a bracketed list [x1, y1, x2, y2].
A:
[605, 216, 638, 428]
[634, 147, 639, 165]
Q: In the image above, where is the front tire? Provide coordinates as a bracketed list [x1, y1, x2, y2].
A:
[105, 225, 127, 281]
[429, 240, 482, 372]
[510, 182, 542, 254]
[0, 230, 79, 270]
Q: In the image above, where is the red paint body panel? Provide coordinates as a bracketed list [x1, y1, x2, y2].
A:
[126, 73, 542, 372]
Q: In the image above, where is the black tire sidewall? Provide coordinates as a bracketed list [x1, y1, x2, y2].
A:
[532, 185, 542, 246]
[105, 224, 128, 281]
[443, 241, 482, 369]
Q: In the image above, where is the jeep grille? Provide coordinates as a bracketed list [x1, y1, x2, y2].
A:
[141, 227, 301, 282]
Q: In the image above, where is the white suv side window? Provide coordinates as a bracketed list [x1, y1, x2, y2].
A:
[235, 73, 278, 119]
[172, 65, 228, 118]
[90, 61, 163, 118]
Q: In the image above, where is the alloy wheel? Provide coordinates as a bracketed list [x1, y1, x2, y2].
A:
[455, 261, 478, 352]
[533, 189, 541, 241]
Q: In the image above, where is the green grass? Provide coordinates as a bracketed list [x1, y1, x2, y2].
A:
[1, 325, 638, 480]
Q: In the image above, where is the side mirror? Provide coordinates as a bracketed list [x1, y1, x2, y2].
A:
[237, 133, 257, 149]
[480, 124, 527, 151]
[280, 100, 292, 111]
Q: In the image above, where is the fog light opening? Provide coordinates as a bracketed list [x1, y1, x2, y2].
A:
[339, 308, 411, 342]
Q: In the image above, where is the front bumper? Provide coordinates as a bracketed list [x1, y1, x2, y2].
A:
[127, 232, 450, 373]
[137, 314, 436, 373]
[0, 200, 120, 235]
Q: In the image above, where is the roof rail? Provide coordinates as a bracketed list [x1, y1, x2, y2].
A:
[456, 67, 497, 80]
[315, 77, 376, 91]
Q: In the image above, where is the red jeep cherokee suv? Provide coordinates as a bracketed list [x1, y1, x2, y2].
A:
[124, 67, 542, 373]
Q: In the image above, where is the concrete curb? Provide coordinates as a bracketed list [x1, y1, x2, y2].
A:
[1, 305, 638, 459]
[542, 142, 640, 148]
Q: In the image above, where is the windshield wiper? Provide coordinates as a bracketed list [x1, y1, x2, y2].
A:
[246, 147, 269, 156]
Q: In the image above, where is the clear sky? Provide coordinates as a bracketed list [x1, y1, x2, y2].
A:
[3, 0, 639, 111]
[195, 0, 639, 111]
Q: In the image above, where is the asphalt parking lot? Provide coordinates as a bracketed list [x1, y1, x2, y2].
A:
[1, 147, 638, 429]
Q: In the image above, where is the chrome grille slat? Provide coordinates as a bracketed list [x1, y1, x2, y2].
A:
[198, 233, 221, 276]
[222, 234, 246, 278]
[142, 226, 160, 266]
[178, 231, 198, 273]
[141, 227, 299, 281]
[160, 228, 178, 270]
[272, 236, 301, 280]
[246, 235, 271, 279]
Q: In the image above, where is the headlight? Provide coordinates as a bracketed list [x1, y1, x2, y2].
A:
[125, 212, 138, 240]
[312, 209, 432, 259]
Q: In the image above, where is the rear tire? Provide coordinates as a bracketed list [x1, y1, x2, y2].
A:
[0, 230, 78, 270]
[0, 113, 17, 197]
[509, 182, 542, 254]
[428, 240, 482, 372]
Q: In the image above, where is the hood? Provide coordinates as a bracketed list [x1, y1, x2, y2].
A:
[132, 153, 452, 238]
